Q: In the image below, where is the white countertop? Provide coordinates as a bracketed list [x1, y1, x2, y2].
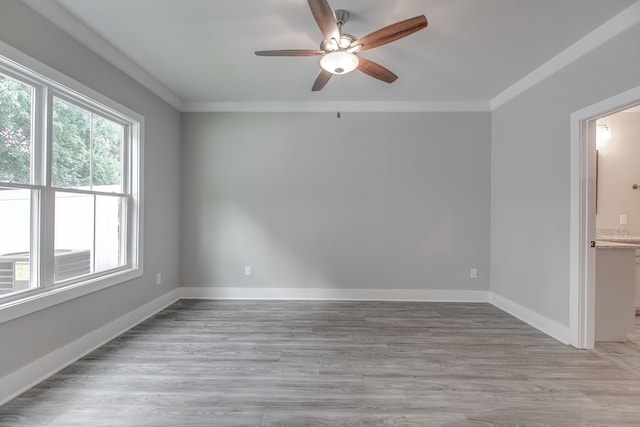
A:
[597, 235, 640, 242]
[596, 233, 640, 248]
[596, 241, 640, 249]
[595, 234, 640, 248]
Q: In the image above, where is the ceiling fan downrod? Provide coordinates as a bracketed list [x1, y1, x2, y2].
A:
[334, 9, 349, 42]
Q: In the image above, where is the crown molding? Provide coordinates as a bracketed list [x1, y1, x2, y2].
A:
[182, 101, 491, 113]
[490, 0, 640, 110]
[20, 0, 184, 111]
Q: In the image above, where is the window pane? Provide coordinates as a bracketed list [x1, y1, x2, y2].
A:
[0, 187, 34, 296]
[54, 192, 93, 282]
[92, 116, 123, 191]
[95, 195, 124, 272]
[0, 73, 33, 184]
[52, 98, 91, 189]
[53, 98, 124, 192]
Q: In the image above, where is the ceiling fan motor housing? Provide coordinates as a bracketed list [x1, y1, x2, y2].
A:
[320, 33, 356, 52]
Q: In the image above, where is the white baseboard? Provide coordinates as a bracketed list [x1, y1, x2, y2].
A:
[489, 292, 571, 345]
[178, 286, 491, 302]
[0, 289, 180, 406]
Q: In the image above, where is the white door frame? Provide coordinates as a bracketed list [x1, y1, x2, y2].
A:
[570, 85, 640, 349]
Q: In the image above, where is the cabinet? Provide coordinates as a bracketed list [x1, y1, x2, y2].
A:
[636, 249, 640, 311]
[595, 248, 636, 341]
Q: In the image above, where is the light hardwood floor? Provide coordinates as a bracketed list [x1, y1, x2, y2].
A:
[593, 315, 640, 377]
[1, 300, 640, 426]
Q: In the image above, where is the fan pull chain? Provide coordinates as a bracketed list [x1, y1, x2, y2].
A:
[336, 75, 342, 119]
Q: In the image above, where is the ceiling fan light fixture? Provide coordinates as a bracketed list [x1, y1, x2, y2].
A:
[320, 51, 359, 75]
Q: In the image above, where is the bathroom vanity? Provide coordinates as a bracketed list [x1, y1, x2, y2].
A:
[595, 239, 640, 341]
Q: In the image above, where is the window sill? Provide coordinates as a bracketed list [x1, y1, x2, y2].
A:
[0, 268, 142, 324]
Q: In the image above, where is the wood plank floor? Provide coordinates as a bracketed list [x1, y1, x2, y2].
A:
[2, 300, 640, 426]
[593, 315, 640, 377]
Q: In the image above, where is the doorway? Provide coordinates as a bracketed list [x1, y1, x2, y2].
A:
[570, 85, 640, 349]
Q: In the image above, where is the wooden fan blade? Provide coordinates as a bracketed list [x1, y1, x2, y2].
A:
[357, 57, 398, 83]
[255, 50, 325, 56]
[312, 69, 332, 91]
[307, 0, 339, 43]
[352, 15, 427, 52]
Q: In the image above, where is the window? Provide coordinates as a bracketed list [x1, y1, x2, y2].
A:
[0, 52, 142, 313]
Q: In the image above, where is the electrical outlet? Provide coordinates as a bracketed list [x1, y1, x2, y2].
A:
[156, 273, 162, 285]
[244, 266, 252, 276]
[470, 268, 478, 279]
[620, 214, 628, 225]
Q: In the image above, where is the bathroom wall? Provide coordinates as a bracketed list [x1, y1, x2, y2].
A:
[596, 110, 640, 235]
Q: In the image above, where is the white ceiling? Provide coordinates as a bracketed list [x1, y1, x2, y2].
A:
[23, 0, 639, 110]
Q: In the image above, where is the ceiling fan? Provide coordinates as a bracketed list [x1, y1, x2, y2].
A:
[255, 0, 428, 91]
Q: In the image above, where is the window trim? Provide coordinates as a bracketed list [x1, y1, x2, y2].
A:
[0, 41, 144, 324]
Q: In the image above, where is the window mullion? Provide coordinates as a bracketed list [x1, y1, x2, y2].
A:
[89, 113, 94, 190]
[30, 84, 46, 290]
[41, 90, 55, 288]
[92, 195, 97, 273]
[31, 83, 46, 186]
[121, 195, 128, 267]
[122, 125, 132, 267]
[122, 125, 129, 194]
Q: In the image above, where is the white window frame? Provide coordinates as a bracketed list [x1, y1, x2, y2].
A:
[0, 41, 144, 324]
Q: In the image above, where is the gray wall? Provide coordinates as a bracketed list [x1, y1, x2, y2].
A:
[181, 112, 491, 292]
[491, 23, 640, 325]
[0, 0, 181, 377]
